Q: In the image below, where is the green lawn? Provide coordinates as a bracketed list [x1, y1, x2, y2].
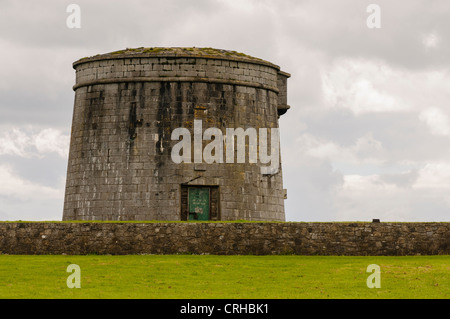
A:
[0, 255, 448, 299]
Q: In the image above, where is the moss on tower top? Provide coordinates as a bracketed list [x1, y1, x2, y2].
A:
[109, 47, 265, 60]
[74, 47, 277, 69]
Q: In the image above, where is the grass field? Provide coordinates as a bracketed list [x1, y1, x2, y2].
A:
[0, 255, 448, 299]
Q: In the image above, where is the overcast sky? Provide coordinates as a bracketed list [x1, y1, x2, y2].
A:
[0, 0, 449, 221]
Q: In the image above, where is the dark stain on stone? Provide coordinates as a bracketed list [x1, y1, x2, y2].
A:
[128, 101, 137, 144]
[157, 82, 171, 157]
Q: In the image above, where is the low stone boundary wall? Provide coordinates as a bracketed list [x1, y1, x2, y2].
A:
[0, 222, 448, 255]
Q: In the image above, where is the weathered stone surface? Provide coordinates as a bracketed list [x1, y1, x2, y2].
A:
[0, 222, 448, 255]
[63, 47, 290, 222]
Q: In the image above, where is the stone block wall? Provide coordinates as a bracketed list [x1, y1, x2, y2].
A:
[73, 56, 280, 92]
[0, 222, 448, 255]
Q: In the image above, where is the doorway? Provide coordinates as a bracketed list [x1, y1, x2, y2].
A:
[181, 185, 220, 221]
[188, 187, 210, 220]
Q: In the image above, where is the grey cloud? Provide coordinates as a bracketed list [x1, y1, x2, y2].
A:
[284, 155, 344, 221]
[1, 154, 67, 189]
[295, 109, 450, 162]
[278, 0, 450, 69]
[379, 169, 419, 187]
[0, 90, 73, 127]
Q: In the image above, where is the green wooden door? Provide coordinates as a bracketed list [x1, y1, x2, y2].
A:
[188, 187, 210, 221]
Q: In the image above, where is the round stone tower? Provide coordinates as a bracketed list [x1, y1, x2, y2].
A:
[63, 47, 290, 221]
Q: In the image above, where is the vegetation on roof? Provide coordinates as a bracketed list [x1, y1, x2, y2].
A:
[79, 47, 267, 63]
